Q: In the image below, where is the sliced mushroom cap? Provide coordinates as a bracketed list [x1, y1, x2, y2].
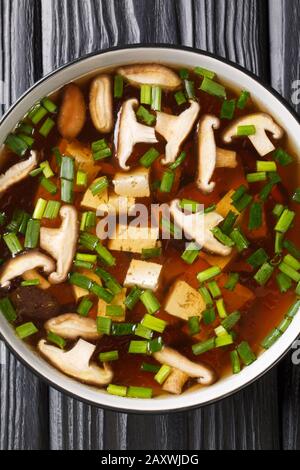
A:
[40, 205, 79, 284]
[57, 84, 86, 140]
[156, 100, 200, 165]
[38, 338, 113, 386]
[117, 64, 181, 90]
[169, 199, 232, 256]
[0, 150, 38, 196]
[0, 251, 55, 288]
[115, 98, 158, 170]
[45, 314, 99, 340]
[154, 347, 216, 386]
[222, 113, 284, 156]
[196, 115, 220, 193]
[89, 74, 113, 133]
[162, 368, 189, 395]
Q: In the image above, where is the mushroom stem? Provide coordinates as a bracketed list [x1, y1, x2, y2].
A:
[154, 347, 216, 386]
[0, 151, 38, 196]
[196, 115, 220, 193]
[169, 199, 232, 256]
[115, 98, 158, 170]
[38, 339, 113, 386]
[222, 113, 284, 156]
[156, 100, 200, 165]
[0, 251, 55, 288]
[40, 205, 79, 284]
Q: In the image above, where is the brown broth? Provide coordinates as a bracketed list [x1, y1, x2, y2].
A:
[0, 65, 299, 396]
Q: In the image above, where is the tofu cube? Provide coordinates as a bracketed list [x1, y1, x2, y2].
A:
[124, 260, 162, 291]
[164, 280, 206, 321]
[97, 193, 136, 215]
[98, 288, 127, 323]
[108, 225, 159, 253]
[113, 168, 150, 198]
[66, 140, 99, 181]
[81, 178, 108, 210]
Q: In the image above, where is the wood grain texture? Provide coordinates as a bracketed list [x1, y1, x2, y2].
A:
[269, 0, 300, 450]
[0, 0, 48, 451]
[0, 0, 297, 450]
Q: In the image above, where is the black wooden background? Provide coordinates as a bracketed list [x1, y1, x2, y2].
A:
[0, 0, 300, 451]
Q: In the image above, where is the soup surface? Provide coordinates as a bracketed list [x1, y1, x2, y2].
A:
[0, 63, 299, 399]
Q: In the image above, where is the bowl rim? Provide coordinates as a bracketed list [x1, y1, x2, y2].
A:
[0, 43, 299, 414]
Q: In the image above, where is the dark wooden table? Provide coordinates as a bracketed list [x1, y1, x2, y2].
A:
[0, 0, 300, 451]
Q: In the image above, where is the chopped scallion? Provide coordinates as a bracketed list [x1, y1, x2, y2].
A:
[154, 365, 172, 385]
[230, 227, 249, 252]
[248, 202, 263, 230]
[43, 201, 61, 219]
[127, 386, 153, 399]
[230, 350, 241, 374]
[188, 316, 200, 336]
[77, 297, 93, 317]
[200, 77, 226, 98]
[274, 148, 293, 166]
[192, 337, 216, 355]
[3, 232, 22, 255]
[246, 172, 267, 183]
[224, 273, 239, 291]
[139, 147, 160, 168]
[237, 125, 256, 136]
[97, 316, 112, 335]
[174, 91, 187, 105]
[114, 75, 124, 98]
[236, 341, 256, 366]
[278, 262, 300, 283]
[0, 297, 17, 322]
[124, 286, 143, 310]
[47, 331, 66, 349]
[39, 117, 55, 137]
[207, 280, 221, 299]
[107, 384, 127, 397]
[254, 262, 274, 286]
[197, 266, 221, 284]
[247, 248, 268, 268]
[140, 84, 152, 105]
[141, 314, 166, 333]
[220, 99, 235, 120]
[275, 209, 295, 233]
[16, 322, 38, 339]
[181, 242, 201, 264]
[99, 350, 119, 362]
[211, 227, 235, 247]
[160, 170, 175, 193]
[237, 90, 250, 109]
[136, 105, 156, 126]
[169, 151, 187, 170]
[151, 86, 162, 111]
[276, 272, 292, 293]
[24, 219, 40, 249]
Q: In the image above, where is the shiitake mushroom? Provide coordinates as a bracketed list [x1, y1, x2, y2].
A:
[10, 286, 60, 320]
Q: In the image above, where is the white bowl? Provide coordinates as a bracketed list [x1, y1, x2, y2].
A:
[1, 45, 299, 413]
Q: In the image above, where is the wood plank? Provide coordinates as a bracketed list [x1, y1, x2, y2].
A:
[39, 0, 278, 451]
[269, 0, 300, 451]
[0, 0, 49, 450]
